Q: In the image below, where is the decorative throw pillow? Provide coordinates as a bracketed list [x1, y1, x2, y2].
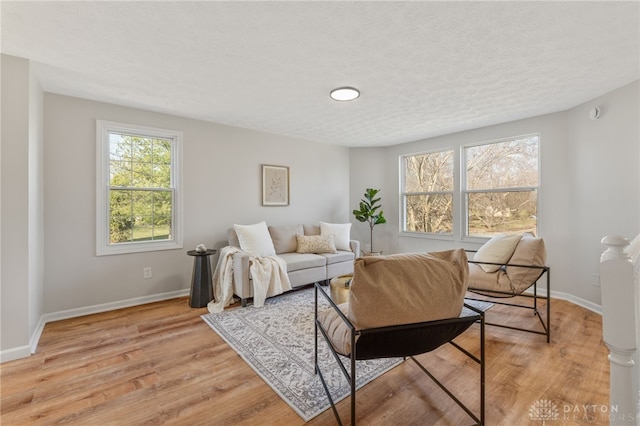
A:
[474, 233, 522, 273]
[296, 234, 338, 254]
[319, 222, 351, 251]
[233, 222, 276, 257]
[506, 235, 546, 293]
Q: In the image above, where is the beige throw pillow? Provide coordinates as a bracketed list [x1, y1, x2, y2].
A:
[474, 233, 522, 273]
[296, 234, 337, 254]
[506, 236, 547, 293]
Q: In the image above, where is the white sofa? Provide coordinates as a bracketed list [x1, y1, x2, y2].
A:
[228, 223, 360, 307]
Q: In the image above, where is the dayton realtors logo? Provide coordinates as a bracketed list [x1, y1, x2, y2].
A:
[529, 399, 560, 424]
[529, 399, 633, 423]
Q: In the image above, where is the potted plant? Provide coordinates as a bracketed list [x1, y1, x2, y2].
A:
[353, 188, 387, 255]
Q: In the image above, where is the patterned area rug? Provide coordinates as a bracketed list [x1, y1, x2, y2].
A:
[201, 286, 402, 421]
[201, 286, 492, 422]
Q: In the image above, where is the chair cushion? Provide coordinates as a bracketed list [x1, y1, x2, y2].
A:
[317, 303, 352, 355]
[296, 234, 337, 254]
[467, 263, 512, 293]
[474, 233, 522, 272]
[348, 250, 469, 330]
[269, 224, 304, 254]
[506, 235, 547, 293]
[234, 222, 276, 257]
[320, 222, 352, 251]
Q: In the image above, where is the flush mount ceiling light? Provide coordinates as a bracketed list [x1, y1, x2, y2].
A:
[330, 87, 360, 101]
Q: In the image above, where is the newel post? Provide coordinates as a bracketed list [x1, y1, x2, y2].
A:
[600, 235, 637, 424]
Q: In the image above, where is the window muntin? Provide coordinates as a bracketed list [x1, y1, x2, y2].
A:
[97, 121, 182, 255]
[401, 150, 454, 234]
[464, 135, 539, 238]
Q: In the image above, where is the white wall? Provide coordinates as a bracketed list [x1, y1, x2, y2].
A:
[566, 81, 640, 304]
[1, 54, 44, 360]
[350, 80, 639, 307]
[349, 147, 387, 252]
[42, 93, 350, 314]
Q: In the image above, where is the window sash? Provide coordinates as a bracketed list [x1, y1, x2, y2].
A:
[400, 149, 455, 235]
[399, 134, 539, 240]
[107, 187, 175, 245]
[464, 189, 538, 237]
[462, 135, 539, 238]
[96, 120, 183, 256]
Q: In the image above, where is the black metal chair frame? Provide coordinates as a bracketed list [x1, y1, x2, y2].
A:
[465, 250, 551, 343]
[314, 283, 485, 426]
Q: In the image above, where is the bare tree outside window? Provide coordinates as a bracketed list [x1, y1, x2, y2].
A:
[402, 150, 454, 234]
[465, 135, 539, 237]
[400, 135, 539, 239]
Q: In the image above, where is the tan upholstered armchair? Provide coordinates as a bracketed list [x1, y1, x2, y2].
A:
[466, 233, 550, 342]
[314, 250, 486, 425]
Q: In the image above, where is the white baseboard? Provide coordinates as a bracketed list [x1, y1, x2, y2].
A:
[0, 344, 32, 363]
[523, 287, 602, 315]
[29, 316, 47, 355]
[41, 288, 190, 324]
[551, 291, 602, 315]
[1, 288, 190, 363]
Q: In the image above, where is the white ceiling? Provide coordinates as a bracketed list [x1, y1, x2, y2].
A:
[2, 1, 639, 147]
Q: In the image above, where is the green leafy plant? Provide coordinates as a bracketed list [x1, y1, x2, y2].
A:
[353, 188, 387, 253]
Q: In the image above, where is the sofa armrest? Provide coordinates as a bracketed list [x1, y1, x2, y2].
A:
[349, 239, 360, 256]
[232, 251, 252, 299]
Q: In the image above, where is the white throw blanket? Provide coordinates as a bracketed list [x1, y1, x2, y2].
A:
[207, 246, 292, 313]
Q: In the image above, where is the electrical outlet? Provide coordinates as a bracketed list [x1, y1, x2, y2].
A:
[144, 267, 152, 279]
[592, 272, 600, 287]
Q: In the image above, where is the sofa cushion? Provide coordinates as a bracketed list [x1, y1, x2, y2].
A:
[296, 234, 337, 254]
[277, 252, 326, 272]
[269, 224, 304, 254]
[303, 224, 320, 235]
[474, 233, 522, 273]
[348, 250, 468, 330]
[506, 235, 546, 293]
[320, 222, 352, 251]
[234, 222, 276, 257]
[319, 251, 356, 265]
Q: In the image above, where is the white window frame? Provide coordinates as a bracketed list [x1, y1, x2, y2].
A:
[399, 134, 540, 242]
[96, 120, 183, 256]
[461, 134, 540, 241]
[400, 148, 456, 238]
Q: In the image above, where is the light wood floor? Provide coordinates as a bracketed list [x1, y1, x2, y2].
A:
[1, 290, 609, 425]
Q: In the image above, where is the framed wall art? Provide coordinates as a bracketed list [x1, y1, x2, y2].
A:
[262, 164, 290, 206]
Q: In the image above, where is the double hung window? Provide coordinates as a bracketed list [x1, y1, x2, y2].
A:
[464, 135, 539, 237]
[401, 134, 539, 239]
[401, 149, 454, 235]
[96, 120, 183, 255]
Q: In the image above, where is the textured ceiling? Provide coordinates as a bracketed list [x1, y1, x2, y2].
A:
[2, 1, 639, 147]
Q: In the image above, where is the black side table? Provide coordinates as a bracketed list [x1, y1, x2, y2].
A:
[187, 249, 217, 308]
